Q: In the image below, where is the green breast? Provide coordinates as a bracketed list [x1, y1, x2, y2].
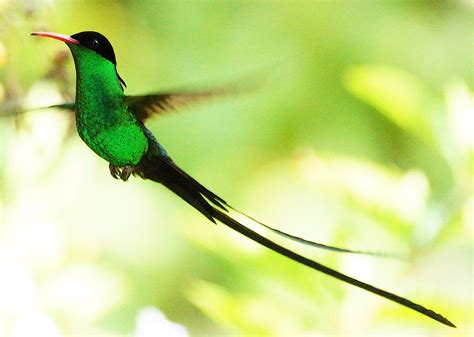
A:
[77, 112, 148, 166]
[70, 44, 148, 166]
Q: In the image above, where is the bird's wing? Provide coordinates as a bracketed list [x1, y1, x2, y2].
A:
[124, 87, 234, 122]
[0, 102, 75, 117]
[124, 71, 265, 122]
[47, 102, 75, 111]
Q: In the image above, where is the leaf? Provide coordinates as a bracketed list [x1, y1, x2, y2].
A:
[343, 65, 436, 145]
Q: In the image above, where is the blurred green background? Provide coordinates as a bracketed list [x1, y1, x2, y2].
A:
[0, 0, 472, 336]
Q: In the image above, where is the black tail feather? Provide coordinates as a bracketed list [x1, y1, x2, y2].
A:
[227, 204, 403, 259]
[136, 154, 455, 328]
[211, 208, 455, 328]
[136, 154, 221, 222]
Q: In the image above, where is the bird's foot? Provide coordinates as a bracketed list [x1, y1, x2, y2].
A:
[109, 164, 120, 179]
[109, 164, 134, 181]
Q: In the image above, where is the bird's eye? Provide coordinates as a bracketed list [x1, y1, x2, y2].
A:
[91, 39, 99, 49]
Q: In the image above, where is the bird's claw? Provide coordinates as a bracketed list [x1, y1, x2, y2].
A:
[109, 164, 120, 179]
[109, 164, 134, 181]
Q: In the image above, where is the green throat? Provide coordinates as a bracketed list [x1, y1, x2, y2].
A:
[69, 43, 148, 166]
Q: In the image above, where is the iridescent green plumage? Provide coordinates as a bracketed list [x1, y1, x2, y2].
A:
[28, 31, 455, 328]
[69, 43, 148, 166]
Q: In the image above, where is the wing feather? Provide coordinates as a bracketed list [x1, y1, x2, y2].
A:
[125, 90, 225, 121]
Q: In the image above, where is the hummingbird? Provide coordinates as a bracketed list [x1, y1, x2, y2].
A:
[28, 31, 454, 328]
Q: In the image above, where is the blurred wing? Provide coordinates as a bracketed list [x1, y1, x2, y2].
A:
[47, 102, 75, 111]
[124, 89, 231, 122]
[0, 102, 75, 117]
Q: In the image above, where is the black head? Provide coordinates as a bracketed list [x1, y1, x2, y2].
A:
[70, 31, 117, 65]
[31, 30, 127, 89]
[71, 31, 126, 88]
